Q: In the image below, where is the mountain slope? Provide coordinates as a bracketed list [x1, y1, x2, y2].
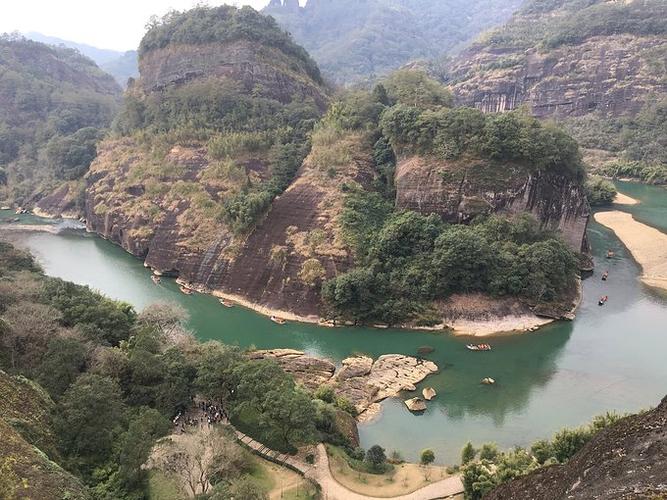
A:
[25, 32, 139, 88]
[0, 371, 89, 499]
[263, 0, 524, 84]
[85, 5, 341, 316]
[443, 0, 667, 173]
[0, 35, 122, 213]
[486, 395, 667, 499]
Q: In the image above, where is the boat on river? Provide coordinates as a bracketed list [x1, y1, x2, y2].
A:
[602, 271, 609, 281]
[599, 295, 608, 306]
[180, 285, 194, 295]
[481, 377, 496, 385]
[271, 315, 286, 325]
[467, 344, 492, 351]
[151, 275, 161, 285]
[220, 299, 234, 308]
[606, 249, 615, 259]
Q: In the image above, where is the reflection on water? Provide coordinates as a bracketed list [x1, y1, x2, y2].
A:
[1, 181, 666, 463]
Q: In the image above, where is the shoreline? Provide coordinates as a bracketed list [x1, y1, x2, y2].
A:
[613, 192, 639, 205]
[3, 220, 575, 337]
[594, 211, 667, 292]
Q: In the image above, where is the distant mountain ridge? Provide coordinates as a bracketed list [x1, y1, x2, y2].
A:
[25, 32, 138, 87]
[263, 0, 525, 84]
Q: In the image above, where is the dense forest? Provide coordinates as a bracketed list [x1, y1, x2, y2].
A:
[0, 35, 121, 209]
[0, 240, 354, 499]
[263, 0, 523, 84]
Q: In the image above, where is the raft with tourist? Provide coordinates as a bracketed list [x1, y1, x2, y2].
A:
[598, 295, 608, 306]
[219, 299, 235, 308]
[151, 275, 161, 285]
[602, 271, 609, 281]
[179, 285, 194, 295]
[271, 315, 287, 325]
[467, 343, 492, 351]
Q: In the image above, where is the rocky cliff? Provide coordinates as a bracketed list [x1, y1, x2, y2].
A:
[443, 0, 666, 165]
[486, 395, 667, 499]
[395, 155, 590, 252]
[85, 6, 370, 318]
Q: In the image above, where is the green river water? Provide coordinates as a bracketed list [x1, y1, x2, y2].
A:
[2, 181, 666, 464]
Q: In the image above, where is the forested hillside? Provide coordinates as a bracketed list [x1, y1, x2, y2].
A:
[26, 32, 139, 88]
[0, 35, 121, 213]
[443, 0, 667, 182]
[0, 239, 354, 498]
[263, 0, 524, 84]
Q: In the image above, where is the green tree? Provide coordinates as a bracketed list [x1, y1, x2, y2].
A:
[55, 374, 125, 474]
[530, 439, 554, 464]
[420, 449, 435, 466]
[365, 444, 387, 472]
[479, 443, 500, 461]
[461, 442, 477, 465]
[36, 337, 87, 399]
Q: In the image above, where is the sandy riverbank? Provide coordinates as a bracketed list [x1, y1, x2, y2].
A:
[614, 192, 639, 205]
[594, 211, 667, 291]
[0, 223, 61, 234]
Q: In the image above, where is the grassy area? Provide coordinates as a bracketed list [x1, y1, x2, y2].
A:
[326, 445, 451, 498]
[148, 470, 183, 500]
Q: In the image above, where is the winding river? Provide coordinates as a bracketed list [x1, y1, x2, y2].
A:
[2, 181, 666, 464]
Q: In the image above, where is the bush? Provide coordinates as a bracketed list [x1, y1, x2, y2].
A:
[585, 176, 617, 206]
[420, 449, 435, 466]
[314, 384, 336, 404]
[365, 445, 387, 472]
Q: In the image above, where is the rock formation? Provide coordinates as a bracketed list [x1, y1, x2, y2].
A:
[249, 350, 438, 420]
[486, 395, 667, 499]
[395, 155, 590, 252]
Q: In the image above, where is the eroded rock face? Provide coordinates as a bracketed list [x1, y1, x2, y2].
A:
[138, 41, 327, 109]
[251, 350, 439, 419]
[447, 35, 665, 119]
[486, 395, 667, 500]
[395, 155, 590, 252]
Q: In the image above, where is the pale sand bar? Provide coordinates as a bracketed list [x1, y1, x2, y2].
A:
[614, 192, 639, 205]
[595, 211, 667, 291]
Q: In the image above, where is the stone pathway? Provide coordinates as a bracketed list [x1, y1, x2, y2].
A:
[235, 429, 463, 500]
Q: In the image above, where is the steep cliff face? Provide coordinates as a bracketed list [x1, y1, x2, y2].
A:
[443, 0, 667, 166]
[87, 135, 373, 317]
[137, 40, 327, 109]
[486, 395, 667, 499]
[85, 6, 373, 317]
[395, 155, 590, 252]
[447, 35, 664, 119]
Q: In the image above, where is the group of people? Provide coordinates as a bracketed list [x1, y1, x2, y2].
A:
[172, 399, 228, 433]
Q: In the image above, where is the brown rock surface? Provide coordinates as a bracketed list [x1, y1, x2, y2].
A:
[251, 350, 439, 419]
[486, 396, 667, 500]
[395, 155, 590, 252]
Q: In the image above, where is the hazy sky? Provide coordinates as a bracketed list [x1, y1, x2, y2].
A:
[0, 0, 302, 52]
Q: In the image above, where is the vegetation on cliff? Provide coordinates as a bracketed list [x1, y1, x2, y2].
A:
[460, 412, 624, 499]
[317, 71, 581, 325]
[0, 240, 354, 498]
[264, 0, 523, 84]
[443, 0, 667, 179]
[0, 35, 121, 208]
[95, 5, 326, 251]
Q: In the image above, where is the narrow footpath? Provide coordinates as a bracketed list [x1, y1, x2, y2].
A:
[235, 430, 464, 500]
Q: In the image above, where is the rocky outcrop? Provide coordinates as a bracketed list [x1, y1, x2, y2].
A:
[447, 35, 665, 119]
[249, 350, 438, 420]
[395, 155, 590, 252]
[33, 182, 83, 219]
[138, 40, 327, 109]
[486, 395, 667, 499]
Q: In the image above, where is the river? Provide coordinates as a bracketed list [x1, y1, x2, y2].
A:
[1, 181, 666, 464]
